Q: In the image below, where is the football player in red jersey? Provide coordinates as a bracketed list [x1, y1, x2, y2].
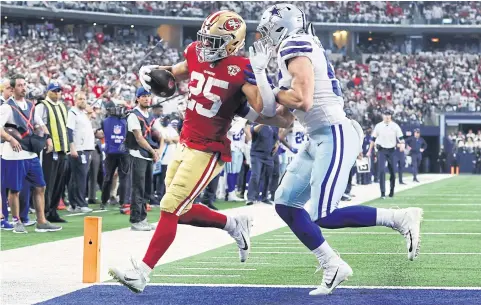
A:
[109, 10, 294, 293]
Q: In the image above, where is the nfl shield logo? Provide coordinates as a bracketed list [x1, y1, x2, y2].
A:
[113, 125, 122, 135]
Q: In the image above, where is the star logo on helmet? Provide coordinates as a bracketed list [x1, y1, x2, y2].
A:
[269, 6, 282, 18]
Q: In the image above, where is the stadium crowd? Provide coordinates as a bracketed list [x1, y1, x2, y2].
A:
[2, 5, 481, 232]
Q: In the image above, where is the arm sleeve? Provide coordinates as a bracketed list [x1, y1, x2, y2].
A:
[0, 104, 12, 128]
[279, 38, 314, 63]
[67, 128, 74, 144]
[66, 110, 77, 130]
[33, 106, 46, 127]
[35, 104, 48, 125]
[235, 101, 259, 122]
[127, 114, 141, 131]
[396, 124, 404, 141]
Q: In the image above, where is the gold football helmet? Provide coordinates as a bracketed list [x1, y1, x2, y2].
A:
[196, 10, 246, 63]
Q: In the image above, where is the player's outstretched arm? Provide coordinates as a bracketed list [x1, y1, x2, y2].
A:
[276, 56, 314, 112]
[242, 82, 263, 114]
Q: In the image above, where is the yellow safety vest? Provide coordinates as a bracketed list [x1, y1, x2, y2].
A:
[41, 99, 68, 152]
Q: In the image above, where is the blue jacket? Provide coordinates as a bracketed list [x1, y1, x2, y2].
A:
[406, 136, 427, 154]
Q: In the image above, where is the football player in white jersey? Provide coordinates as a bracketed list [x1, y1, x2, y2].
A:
[246, 3, 424, 296]
[225, 117, 247, 201]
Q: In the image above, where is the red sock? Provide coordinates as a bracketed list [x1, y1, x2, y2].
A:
[178, 204, 227, 229]
[142, 211, 179, 269]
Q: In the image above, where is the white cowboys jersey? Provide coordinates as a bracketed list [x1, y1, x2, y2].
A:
[228, 118, 246, 152]
[285, 120, 306, 157]
[277, 33, 346, 134]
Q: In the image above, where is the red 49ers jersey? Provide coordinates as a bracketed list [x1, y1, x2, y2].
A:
[180, 42, 250, 162]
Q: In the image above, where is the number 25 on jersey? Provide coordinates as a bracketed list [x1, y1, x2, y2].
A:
[187, 71, 228, 118]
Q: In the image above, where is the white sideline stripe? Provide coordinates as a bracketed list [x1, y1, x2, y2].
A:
[251, 252, 481, 255]
[100, 282, 481, 290]
[211, 257, 269, 260]
[276, 232, 481, 236]
[64, 213, 85, 217]
[192, 261, 271, 265]
[153, 275, 241, 278]
[424, 219, 481, 222]
[92, 210, 109, 213]
[176, 267, 256, 271]
[384, 204, 481, 206]
[255, 242, 302, 245]
[428, 210, 481, 213]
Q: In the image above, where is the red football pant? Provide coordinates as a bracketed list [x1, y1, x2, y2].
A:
[142, 205, 227, 269]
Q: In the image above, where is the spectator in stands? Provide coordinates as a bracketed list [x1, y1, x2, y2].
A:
[0, 78, 13, 105]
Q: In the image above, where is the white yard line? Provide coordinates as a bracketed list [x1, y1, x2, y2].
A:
[192, 261, 271, 265]
[250, 251, 481, 255]
[0, 174, 452, 305]
[175, 267, 256, 271]
[99, 282, 481, 290]
[153, 274, 241, 278]
[276, 232, 481, 236]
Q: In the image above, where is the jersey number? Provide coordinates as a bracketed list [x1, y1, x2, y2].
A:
[187, 71, 228, 118]
[295, 131, 305, 144]
[322, 51, 342, 97]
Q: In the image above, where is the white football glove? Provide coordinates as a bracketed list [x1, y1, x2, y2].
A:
[249, 41, 272, 73]
[138, 65, 160, 91]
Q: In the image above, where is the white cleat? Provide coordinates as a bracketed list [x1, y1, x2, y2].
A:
[108, 258, 150, 293]
[309, 256, 353, 296]
[229, 215, 253, 262]
[227, 192, 244, 202]
[392, 207, 424, 260]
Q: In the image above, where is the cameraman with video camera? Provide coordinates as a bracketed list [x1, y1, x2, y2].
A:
[98, 101, 131, 211]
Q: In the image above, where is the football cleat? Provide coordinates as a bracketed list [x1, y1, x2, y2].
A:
[392, 207, 424, 260]
[108, 258, 150, 294]
[309, 255, 353, 296]
[227, 192, 244, 202]
[229, 215, 253, 262]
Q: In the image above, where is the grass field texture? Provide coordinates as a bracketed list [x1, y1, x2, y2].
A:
[147, 176, 481, 287]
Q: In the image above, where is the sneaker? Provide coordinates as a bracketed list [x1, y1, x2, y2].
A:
[80, 207, 93, 213]
[35, 221, 62, 232]
[13, 222, 27, 234]
[1, 219, 14, 230]
[108, 196, 119, 205]
[261, 199, 274, 205]
[245, 201, 254, 206]
[392, 208, 423, 261]
[229, 215, 253, 262]
[23, 220, 37, 227]
[141, 219, 156, 230]
[121, 204, 131, 214]
[227, 192, 244, 202]
[108, 258, 150, 293]
[67, 206, 76, 212]
[29, 208, 35, 214]
[309, 256, 353, 296]
[131, 221, 152, 231]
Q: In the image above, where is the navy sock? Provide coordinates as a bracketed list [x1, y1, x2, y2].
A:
[275, 204, 324, 251]
[227, 173, 236, 193]
[316, 206, 377, 229]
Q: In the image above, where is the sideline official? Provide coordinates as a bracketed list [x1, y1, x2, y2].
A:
[66, 92, 95, 213]
[367, 109, 404, 199]
[406, 128, 427, 182]
[36, 81, 69, 223]
[125, 87, 161, 231]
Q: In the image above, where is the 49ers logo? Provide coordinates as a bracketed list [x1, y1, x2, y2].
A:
[223, 18, 242, 31]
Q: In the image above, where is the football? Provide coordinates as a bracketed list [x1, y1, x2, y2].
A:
[146, 69, 177, 98]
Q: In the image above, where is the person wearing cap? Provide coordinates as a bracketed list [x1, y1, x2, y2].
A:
[66, 92, 95, 213]
[124, 87, 162, 231]
[405, 128, 427, 182]
[0, 74, 62, 233]
[36, 81, 69, 223]
[367, 109, 404, 199]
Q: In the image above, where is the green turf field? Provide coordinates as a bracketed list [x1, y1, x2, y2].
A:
[146, 175, 481, 287]
[0, 201, 245, 251]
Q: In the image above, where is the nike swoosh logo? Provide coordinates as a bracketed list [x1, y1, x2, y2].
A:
[124, 276, 138, 282]
[409, 231, 413, 252]
[240, 233, 249, 251]
[325, 268, 339, 289]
